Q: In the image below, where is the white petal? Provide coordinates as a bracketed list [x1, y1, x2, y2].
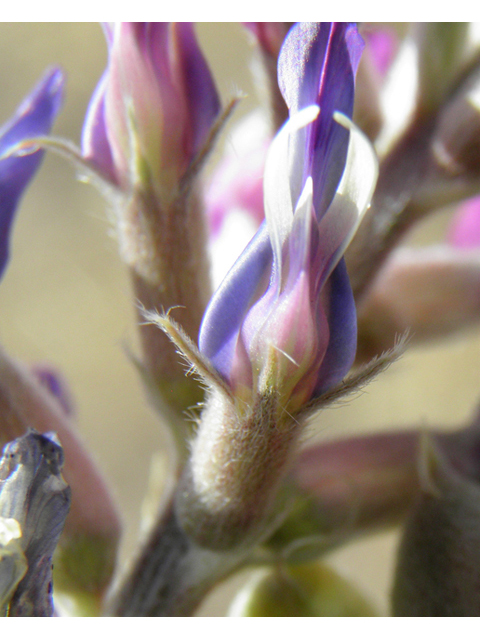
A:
[287, 176, 314, 283]
[316, 111, 379, 284]
[263, 105, 320, 277]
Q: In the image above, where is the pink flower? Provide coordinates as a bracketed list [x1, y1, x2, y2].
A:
[82, 23, 220, 196]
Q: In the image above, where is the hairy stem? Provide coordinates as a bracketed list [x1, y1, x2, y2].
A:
[106, 500, 246, 616]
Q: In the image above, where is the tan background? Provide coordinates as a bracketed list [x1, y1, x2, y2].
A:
[1, 23, 480, 615]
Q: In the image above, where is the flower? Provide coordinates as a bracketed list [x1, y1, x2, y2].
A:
[206, 111, 268, 239]
[0, 67, 64, 279]
[362, 25, 398, 78]
[448, 196, 480, 249]
[199, 23, 378, 411]
[205, 110, 270, 288]
[82, 22, 220, 198]
[82, 24, 222, 416]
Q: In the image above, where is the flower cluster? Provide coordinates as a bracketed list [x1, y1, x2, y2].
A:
[2, 22, 480, 617]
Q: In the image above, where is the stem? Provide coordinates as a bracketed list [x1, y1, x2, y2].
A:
[107, 408, 480, 616]
[107, 500, 248, 616]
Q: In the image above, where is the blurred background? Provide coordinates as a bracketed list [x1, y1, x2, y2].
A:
[1, 23, 480, 616]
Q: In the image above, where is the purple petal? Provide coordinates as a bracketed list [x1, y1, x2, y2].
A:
[135, 22, 171, 81]
[314, 258, 357, 395]
[31, 364, 74, 416]
[278, 22, 364, 217]
[81, 70, 117, 183]
[101, 22, 115, 46]
[199, 223, 272, 380]
[0, 67, 65, 279]
[174, 22, 221, 156]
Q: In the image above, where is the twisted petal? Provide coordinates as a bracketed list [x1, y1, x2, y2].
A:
[314, 112, 379, 288]
[279, 22, 364, 216]
[263, 105, 319, 282]
[0, 68, 65, 279]
[199, 224, 272, 381]
[199, 107, 320, 382]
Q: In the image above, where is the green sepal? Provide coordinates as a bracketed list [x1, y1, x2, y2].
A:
[229, 562, 376, 617]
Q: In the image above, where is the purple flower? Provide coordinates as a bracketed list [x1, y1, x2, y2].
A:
[82, 22, 220, 194]
[448, 196, 480, 249]
[206, 112, 268, 239]
[363, 25, 398, 78]
[0, 68, 64, 279]
[199, 23, 378, 410]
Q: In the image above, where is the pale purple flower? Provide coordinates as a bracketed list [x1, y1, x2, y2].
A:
[82, 22, 220, 193]
[448, 196, 480, 249]
[205, 111, 270, 287]
[363, 25, 398, 78]
[0, 68, 64, 279]
[206, 111, 268, 238]
[199, 23, 378, 409]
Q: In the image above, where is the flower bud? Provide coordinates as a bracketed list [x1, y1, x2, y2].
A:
[283, 431, 418, 547]
[82, 23, 222, 416]
[357, 246, 480, 362]
[228, 562, 375, 617]
[393, 434, 480, 615]
[83, 23, 220, 195]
